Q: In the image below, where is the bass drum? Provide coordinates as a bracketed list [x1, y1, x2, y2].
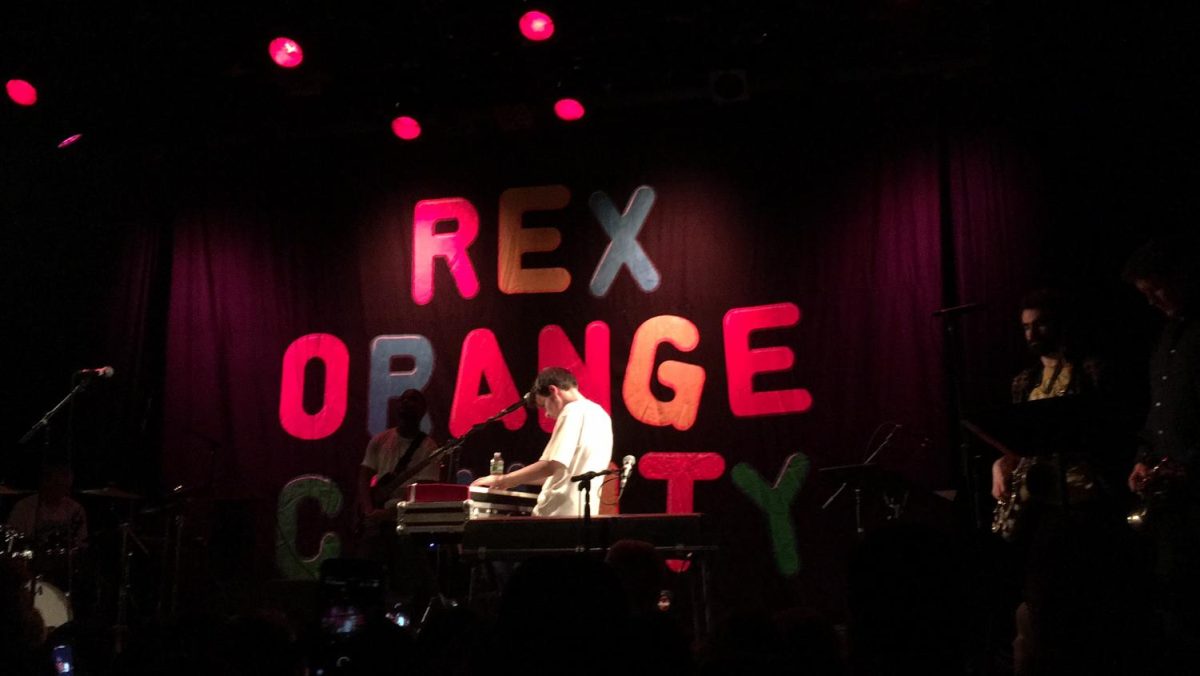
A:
[33, 580, 73, 631]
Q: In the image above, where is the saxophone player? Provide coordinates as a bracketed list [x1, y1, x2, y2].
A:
[1123, 236, 1200, 666]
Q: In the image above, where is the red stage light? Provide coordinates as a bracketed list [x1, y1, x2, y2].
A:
[268, 37, 304, 68]
[553, 98, 585, 121]
[391, 116, 422, 140]
[519, 11, 555, 41]
[57, 133, 83, 149]
[6, 79, 38, 106]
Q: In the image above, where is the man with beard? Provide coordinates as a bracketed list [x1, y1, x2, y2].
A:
[987, 290, 1131, 674]
[356, 388, 441, 525]
[354, 389, 442, 605]
[990, 289, 1108, 540]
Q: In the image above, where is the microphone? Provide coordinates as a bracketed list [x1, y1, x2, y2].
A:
[571, 468, 619, 483]
[619, 455, 636, 492]
[76, 366, 115, 379]
[495, 389, 535, 418]
[931, 301, 987, 317]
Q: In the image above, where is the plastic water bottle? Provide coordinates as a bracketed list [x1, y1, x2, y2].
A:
[490, 452, 505, 478]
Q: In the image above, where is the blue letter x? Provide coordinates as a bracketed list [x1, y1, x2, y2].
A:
[588, 186, 660, 296]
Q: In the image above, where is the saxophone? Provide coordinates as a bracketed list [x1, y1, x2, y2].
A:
[992, 458, 1033, 541]
[1128, 456, 1187, 530]
[993, 456, 1098, 540]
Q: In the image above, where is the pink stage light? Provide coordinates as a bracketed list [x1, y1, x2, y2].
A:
[57, 133, 83, 149]
[553, 98, 585, 121]
[6, 79, 38, 106]
[519, 11, 555, 41]
[269, 37, 304, 68]
[391, 116, 422, 140]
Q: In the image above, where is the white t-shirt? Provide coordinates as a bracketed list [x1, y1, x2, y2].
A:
[533, 397, 613, 518]
[5, 495, 88, 549]
[361, 429, 441, 497]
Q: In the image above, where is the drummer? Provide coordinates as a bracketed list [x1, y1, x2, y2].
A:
[5, 462, 87, 556]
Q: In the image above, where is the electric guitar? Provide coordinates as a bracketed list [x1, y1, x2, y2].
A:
[368, 434, 441, 510]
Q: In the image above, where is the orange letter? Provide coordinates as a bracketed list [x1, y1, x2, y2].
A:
[623, 315, 705, 430]
[498, 186, 572, 294]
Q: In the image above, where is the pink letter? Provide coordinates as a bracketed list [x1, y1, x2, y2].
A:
[723, 303, 813, 417]
[536, 322, 611, 432]
[279, 333, 349, 440]
[449, 329, 527, 437]
[412, 197, 481, 305]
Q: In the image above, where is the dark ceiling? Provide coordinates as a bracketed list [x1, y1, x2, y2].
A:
[2, 1, 1198, 154]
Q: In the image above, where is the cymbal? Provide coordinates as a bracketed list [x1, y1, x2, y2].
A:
[81, 485, 143, 500]
[0, 484, 32, 497]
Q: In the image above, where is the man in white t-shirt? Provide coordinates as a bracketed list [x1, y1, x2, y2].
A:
[6, 463, 87, 553]
[472, 367, 613, 517]
[356, 389, 441, 523]
[354, 389, 442, 603]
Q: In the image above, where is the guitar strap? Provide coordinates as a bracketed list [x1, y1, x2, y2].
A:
[393, 432, 427, 473]
[396, 431, 427, 472]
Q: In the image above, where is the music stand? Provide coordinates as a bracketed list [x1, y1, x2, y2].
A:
[963, 394, 1103, 509]
[819, 463, 880, 539]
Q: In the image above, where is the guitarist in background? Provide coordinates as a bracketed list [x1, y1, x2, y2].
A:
[990, 288, 1108, 541]
[354, 388, 442, 604]
[988, 290, 1126, 674]
[356, 388, 441, 528]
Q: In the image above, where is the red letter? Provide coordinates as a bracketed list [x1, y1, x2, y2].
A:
[412, 197, 481, 305]
[536, 322, 610, 432]
[639, 451, 725, 572]
[279, 333, 349, 440]
[638, 452, 726, 514]
[449, 329, 527, 437]
[723, 303, 812, 417]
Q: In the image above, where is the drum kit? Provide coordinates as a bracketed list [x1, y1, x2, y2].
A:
[8, 368, 203, 656]
[1, 481, 160, 646]
[4, 526, 75, 636]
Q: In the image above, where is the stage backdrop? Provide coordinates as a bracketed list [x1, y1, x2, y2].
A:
[141, 117, 1038, 610]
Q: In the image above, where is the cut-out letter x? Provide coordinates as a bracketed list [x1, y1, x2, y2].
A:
[589, 187, 660, 296]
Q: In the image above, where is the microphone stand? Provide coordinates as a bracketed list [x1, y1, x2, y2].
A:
[16, 375, 96, 608]
[402, 395, 529, 624]
[933, 300, 986, 531]
[404, 395, 530, 492]
[570, 468, 620, 553]
[17, 377, 93, 446]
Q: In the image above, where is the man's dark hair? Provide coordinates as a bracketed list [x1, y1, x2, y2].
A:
[1019, 288, 1069, 323]
[39, 461, 72, 482]
[1019, 288, 1083, 359]
[1122, 235, 1198, 286]
[530, 367, 578, 397]
[397, 388, 427, 408]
